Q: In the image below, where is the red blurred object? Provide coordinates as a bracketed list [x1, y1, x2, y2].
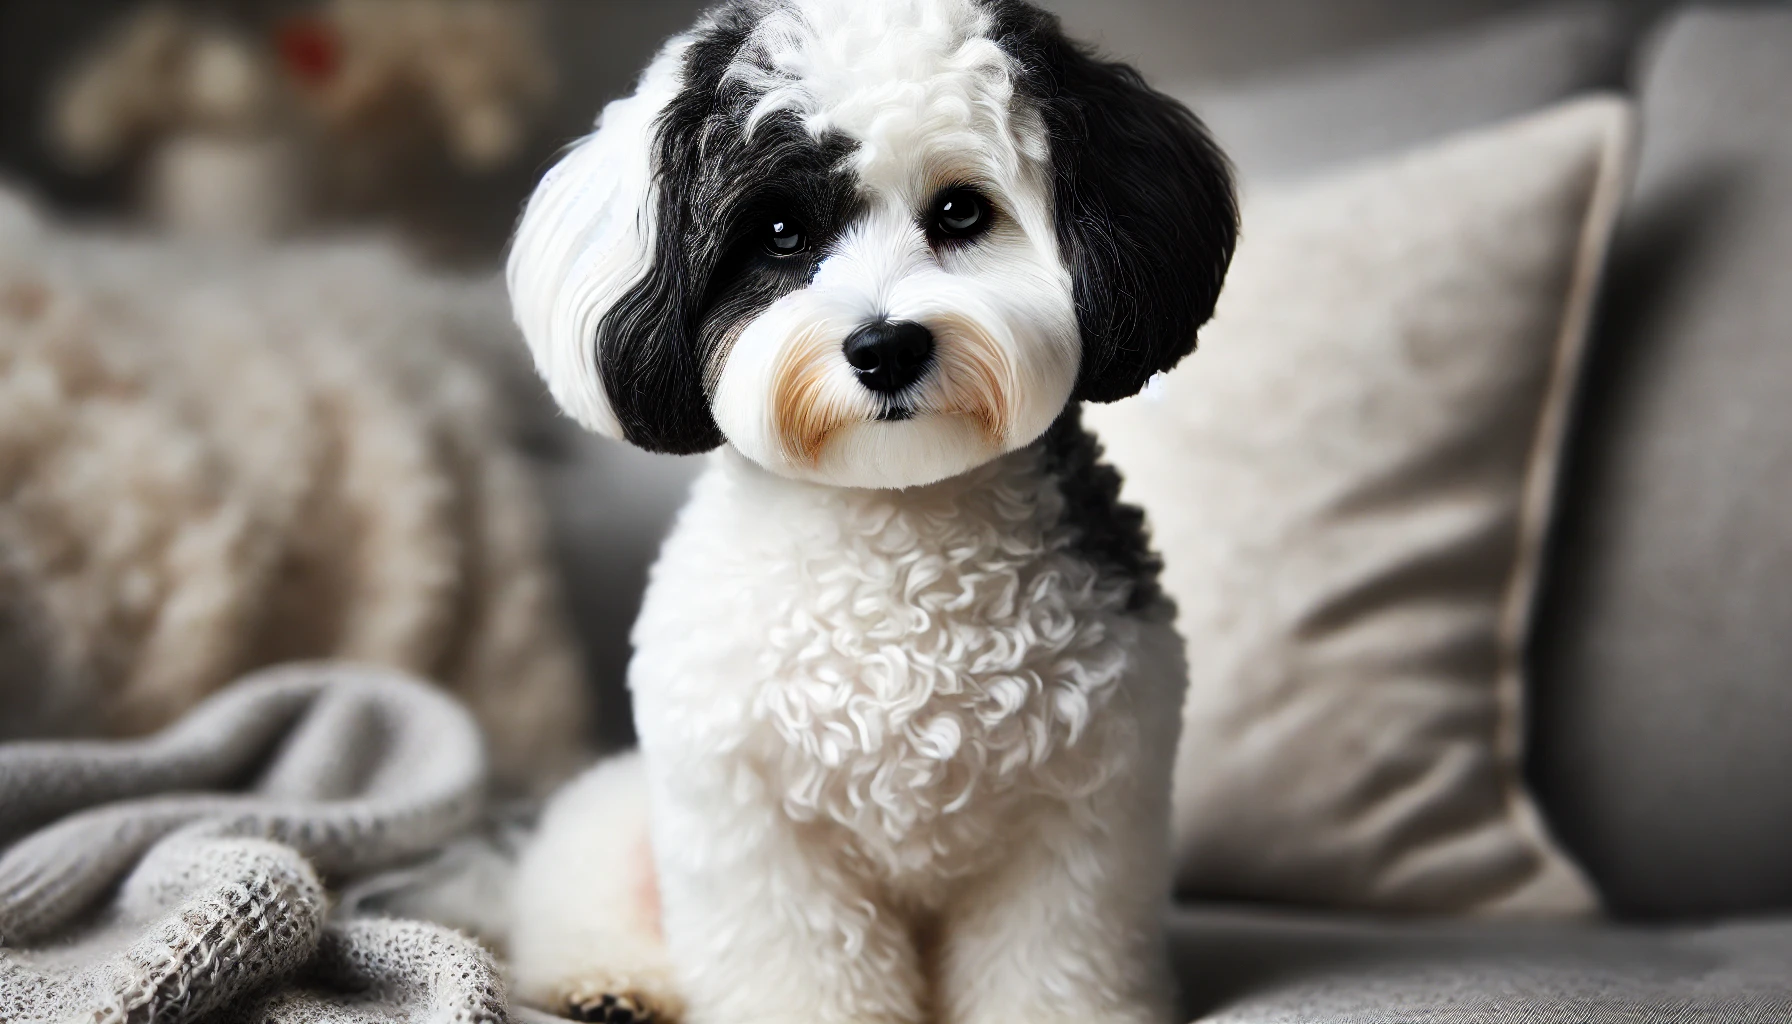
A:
[276, 15, 341, 86]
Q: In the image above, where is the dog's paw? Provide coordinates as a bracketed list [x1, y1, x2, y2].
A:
[555, 972, 682, 1024]
[564, 991, 663, 1024]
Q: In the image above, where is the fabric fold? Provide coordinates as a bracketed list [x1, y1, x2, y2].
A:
[0, 662, 504, 1024]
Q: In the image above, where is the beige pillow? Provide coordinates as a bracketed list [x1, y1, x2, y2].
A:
[0, 212, 589, 793]
[1087, 95, 1633, 914]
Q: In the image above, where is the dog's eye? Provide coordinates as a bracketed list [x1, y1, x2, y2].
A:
[765, 217, 807, 257]
[931, 188, 990, 241]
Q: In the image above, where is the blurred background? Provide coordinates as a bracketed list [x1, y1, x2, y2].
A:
[0, 0, 1683, 260]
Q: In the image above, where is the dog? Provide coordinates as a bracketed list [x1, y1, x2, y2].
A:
[504, 2, 1236, 1022]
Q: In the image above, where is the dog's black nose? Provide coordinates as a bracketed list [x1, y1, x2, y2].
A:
[843, 320, 934, 394]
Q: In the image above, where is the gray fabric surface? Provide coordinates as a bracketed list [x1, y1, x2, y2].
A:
[1529, 7, 1792, 918]
[0, 663, 510, 1024]
[1168, 4, 1632, 183]
[1042, 0, 1592, 89]
[1172, 906, 1792, 1023]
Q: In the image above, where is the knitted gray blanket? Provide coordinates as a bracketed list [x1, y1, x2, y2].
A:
[0, 662, 533, 1024]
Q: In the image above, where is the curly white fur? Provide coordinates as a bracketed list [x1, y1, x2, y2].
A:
[515, 446, 1187, 1024]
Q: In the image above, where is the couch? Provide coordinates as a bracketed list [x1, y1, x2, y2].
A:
[1135, 3, 1792, 1021]
[4, 2, 1790, 1021]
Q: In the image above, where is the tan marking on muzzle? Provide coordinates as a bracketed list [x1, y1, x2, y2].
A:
[772, 324, 859, 466]
[925, 313, 1014, 448]
[770, 317, 1016, 468]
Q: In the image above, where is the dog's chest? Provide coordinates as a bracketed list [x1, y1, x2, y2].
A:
[633, 447, 1140, 879]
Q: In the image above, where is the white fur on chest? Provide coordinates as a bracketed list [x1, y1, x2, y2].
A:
[630, 446, 1143, 882]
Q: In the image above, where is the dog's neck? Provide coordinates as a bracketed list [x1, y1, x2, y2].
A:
[636, 404, 1171, 876]
[710, 405, 1166, 616]
[1028, 407, 1166, 614]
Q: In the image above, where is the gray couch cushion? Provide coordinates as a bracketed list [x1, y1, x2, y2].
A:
[1171, 906, 1792, 1023]
[1529, 7, 1792, 918]
[1163, 4, 1631, 183]
[1045, 0, 1598, 87]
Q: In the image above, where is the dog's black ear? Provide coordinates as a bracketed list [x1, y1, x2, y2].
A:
[987, 3, 1239, 402]
[508, 33, 731, 456]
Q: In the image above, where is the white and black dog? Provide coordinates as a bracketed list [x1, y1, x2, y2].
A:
[506, 2, 1235, 1022]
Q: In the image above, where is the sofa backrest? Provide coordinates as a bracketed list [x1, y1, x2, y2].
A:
[1530, 6, 1792, 919]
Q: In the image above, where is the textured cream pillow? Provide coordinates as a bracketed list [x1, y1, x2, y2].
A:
[1087, 95, 1633, 914]
[0, 214, 588, 793]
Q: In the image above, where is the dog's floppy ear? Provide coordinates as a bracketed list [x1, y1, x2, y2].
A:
[989, 4, 1239, 402]
[507, 38, 723, 454]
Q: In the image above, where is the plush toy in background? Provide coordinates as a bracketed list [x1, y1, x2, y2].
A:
[51, 4, 299, 239]
[48, 0, 553, 245]
[279, 0, 556, 228]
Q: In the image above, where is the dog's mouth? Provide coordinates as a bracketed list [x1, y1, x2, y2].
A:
[768, 318, 1013, 469]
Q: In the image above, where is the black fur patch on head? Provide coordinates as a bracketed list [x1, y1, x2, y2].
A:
[977, 0, 1238, 402]
[597, 3, 862, 454]
[1038, 406, 1165, 614]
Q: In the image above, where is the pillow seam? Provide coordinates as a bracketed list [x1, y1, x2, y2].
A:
[1483, 94, 1638, 914]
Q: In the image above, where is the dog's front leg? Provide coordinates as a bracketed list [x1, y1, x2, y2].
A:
[652, 793, 927, 1024]
[934, 796, 1178, 1024]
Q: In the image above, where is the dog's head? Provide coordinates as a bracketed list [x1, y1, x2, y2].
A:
[509, 0, 1236, 488]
